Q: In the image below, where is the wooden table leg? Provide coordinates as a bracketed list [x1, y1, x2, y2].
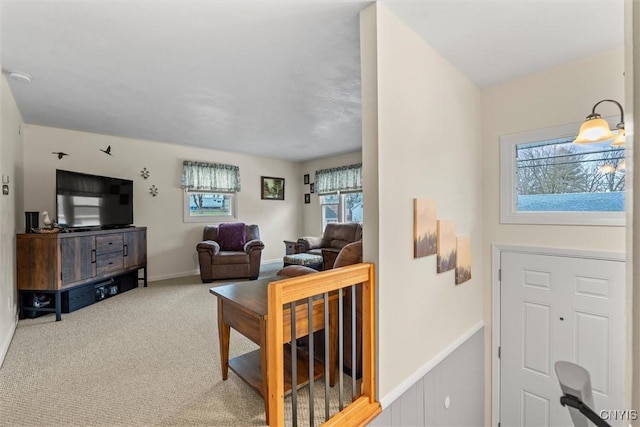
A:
[260, 318, 269, 424]
[217, 298, 230, 380]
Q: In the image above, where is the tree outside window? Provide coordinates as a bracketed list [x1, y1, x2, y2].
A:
[516, 137, 624, 212]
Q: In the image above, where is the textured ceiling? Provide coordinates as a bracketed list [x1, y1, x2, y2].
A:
[0, 0, 624, 162]
[385, 0, 624, 88]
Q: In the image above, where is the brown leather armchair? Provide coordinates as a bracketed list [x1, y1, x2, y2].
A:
[196, 223, 264, 282]
[297, 222, 362, 270]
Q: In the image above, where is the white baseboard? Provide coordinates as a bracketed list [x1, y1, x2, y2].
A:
[147, 260, 282, 283]
[262, 259, 284, 267]
[148, 269, 200, 282]
[379, 320, 484, 409]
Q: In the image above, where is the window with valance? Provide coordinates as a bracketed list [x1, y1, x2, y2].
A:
[315, 163, 362, 194]
[315, 163, 363, 230]
[181, 160, 240, 223]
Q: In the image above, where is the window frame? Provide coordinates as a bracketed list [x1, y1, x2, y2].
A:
[183, 190, 238, 223]
[319, 190, 363, 230]
[499, 120, 625, 227]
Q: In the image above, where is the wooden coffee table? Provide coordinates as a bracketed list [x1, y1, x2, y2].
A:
[210, 277, 337, 423]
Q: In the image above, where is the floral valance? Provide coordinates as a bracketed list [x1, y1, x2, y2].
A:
[315, 163, 362, 194]
[181, 161, 241, 193]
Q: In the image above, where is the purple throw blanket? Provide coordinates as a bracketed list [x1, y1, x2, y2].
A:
[217, 222, 246, 251]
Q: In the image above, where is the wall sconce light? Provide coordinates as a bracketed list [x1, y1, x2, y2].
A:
[149, 185, 158, 197]
[573, 99, 625, 146]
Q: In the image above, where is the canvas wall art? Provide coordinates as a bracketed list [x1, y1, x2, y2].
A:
[436, 219, 456, 273]
[455, 236, 472, 284]
[413, 199, 437, 258]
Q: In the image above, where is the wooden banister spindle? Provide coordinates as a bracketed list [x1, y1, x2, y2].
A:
[324, 292, 330, 422]
[290, 300, 298, 427]
[338, 288, 344, 411]
[351, 284, 357, 401]
[307, 296, 314, 426]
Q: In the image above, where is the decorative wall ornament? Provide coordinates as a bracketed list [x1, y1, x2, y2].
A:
[52, 152, 69, 159]
[310, 183, 315, 193]
[436, 219, 456, 273]
[304, 174, 310, 185]
[100, 145, 112, 155]
[413, 199, 437, 258]
[455, 236, 472, 285]
[149, 185, 158, 197]
[304, 193, 310, 204]
[140, 168, 150, 179]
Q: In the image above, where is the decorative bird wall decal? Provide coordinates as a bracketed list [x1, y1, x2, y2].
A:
[100, 145, 112, 155]
[52, 152, 69, 159]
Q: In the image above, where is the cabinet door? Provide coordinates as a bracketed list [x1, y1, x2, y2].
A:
[60, 236, 96, 285]
[124, 229, 147, 269]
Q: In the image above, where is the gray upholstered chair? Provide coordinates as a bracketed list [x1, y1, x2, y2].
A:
[196, 223, 264, 282]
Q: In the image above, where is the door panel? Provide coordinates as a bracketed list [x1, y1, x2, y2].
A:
[500, 251, 625, 427]
[523, 391, 550, 426]
[523, 302, 552, 377]
[574, 311, 610, 396]
[60, 235, 96, 285]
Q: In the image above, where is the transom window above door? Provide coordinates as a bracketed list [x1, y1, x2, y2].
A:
[500, 120, 625, 226]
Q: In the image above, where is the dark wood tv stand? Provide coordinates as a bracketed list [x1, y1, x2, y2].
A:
[16, 226, 147, 321]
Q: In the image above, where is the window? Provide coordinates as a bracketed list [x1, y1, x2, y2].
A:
[320, 191, 363, 230]
[181, 160, 240, 223]
[183, 191, 237, 223]
[500, 120, 625, 226]
[315, 163, 363, 230]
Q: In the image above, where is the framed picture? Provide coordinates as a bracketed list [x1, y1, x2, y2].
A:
[303, 174, 310, 185]
[310, 183, 315, 193]
[261, 176, 285, 200]
[304, 193, 310, 204]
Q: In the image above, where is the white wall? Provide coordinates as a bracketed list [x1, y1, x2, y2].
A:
[22, 125, 303, 280]
[0, 73, 24, 365]
[300, 150, 362, 236]
[362, 3, 484, 403]
[482, 48, 626, 423]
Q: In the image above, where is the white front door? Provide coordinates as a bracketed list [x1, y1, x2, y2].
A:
[500, 251, 625, 427]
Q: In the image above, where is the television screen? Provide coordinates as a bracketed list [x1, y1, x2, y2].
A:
[56, 169, 133, 229]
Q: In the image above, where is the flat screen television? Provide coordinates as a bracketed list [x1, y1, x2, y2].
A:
[56, 169, 134, 229]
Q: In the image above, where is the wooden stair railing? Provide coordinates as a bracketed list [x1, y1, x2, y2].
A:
[267, 263, 381, 426]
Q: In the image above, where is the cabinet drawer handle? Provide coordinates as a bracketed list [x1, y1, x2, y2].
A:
[123, 244, 128, 257]
[91, 249, 96, 263]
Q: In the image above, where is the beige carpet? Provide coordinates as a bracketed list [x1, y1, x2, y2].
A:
[0, 267, 352, 427]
